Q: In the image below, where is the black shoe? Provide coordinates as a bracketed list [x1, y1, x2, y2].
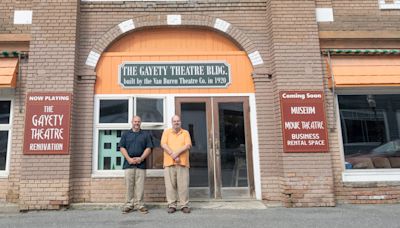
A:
[167, 207, 176, 213]
[139, 207, 149, 214]
[181, 207, 191, 213]
[122, 207, 133, 214]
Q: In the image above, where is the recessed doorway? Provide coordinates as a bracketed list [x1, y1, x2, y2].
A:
[175, 97, 254, 199]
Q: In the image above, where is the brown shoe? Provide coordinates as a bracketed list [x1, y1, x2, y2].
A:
[181, 207, 191, 213]
[138, 207, 149, 214]
[167, 207, 176, 213]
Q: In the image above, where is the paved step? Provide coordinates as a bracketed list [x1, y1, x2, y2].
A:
[70, 200, 267, 210]
[0, 203, 19, 213]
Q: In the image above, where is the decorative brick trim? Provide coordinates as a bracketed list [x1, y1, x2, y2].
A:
[248, 51, 264, 66]
[85, 14, 266, 72]
[167, 15, 182, 25]
[85, 51, 100, 68]
[379, 0, 400, 10]
[118, 19, 135, 33]
[214, 18, 231, 32]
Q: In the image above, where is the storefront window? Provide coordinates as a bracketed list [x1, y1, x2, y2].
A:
[96, 97, 165, 171]
[339, 95, 400, 169]
[136, 98, 164, 123]
[99, 99, 128, 123]
[0, 100, 11, 171]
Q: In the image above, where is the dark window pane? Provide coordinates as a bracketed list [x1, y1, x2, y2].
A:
[366, 120, 386, 142]
[188, 124, 195, 146]
[339, 95, 400, 170]
[344, 119, 363, 143]
[0, 131, 8, 170]
[218, 103, 248, 187]
[103, 157, 111, 170]
[116, 157, 121, 166]
[136, 98, 163, 123]
[0, 101, 11, 124]
[181, 103, 208, 187]
[99, 100, 128, 123]
[104, 143, 111, 149]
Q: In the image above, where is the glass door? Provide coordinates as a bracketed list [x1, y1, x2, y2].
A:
[175, 97, 253, 199]
[213, 97, 254, 198]
[176, 97, 213, 198]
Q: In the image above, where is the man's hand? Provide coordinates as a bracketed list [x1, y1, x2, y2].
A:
[133, 157, 143, 164]
[171, 153, 180, 163]
[127, 157, 142, 164]
[127, 157, 137, 164]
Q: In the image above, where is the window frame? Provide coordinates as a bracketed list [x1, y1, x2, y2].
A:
[0, 98, 13, 177]
[95, 96, 131, 128]
[134, 96, 166, 127]
[336, 94, 400, 182]
[93, 95, 166, 177]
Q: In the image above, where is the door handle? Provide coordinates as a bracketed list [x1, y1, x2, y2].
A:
[208, 132, 213, 150]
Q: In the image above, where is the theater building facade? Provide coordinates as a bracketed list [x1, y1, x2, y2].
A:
[1, 0, 400, 210]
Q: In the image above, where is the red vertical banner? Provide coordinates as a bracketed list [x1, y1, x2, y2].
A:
[23, 93, 72, 155]
[280, 91, 329, 153]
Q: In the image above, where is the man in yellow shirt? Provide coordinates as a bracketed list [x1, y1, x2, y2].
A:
[161, 115, 192, 214]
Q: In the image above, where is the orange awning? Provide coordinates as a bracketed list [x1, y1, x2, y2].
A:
[326, 56, 400, 88]
[0, 58, 18, 88]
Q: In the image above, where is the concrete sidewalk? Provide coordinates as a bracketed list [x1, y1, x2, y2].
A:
[0, 200, 267, 213]
[69, 200, 267, 210]
[0, 203, 399, 228]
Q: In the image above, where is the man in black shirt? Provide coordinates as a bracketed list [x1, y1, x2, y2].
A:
[120, 116, 153, 214]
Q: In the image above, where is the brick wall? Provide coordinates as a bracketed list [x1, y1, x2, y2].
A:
[253, 75, 283, 205]
[18, 0, 80, 210]
[90, 177, 165, 203]
[336, 183, 400, 204]
[319, 0, 400, 31]
[316, 0, 333, 7]
[267, 0, 335, 207]
[70, 77, 95, 203]
[0, 0, 32, 34]
[78, 1, 269, 73]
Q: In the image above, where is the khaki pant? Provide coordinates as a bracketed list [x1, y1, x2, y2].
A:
[164, 165, 189, 209]
[124, 168, 146, 210]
